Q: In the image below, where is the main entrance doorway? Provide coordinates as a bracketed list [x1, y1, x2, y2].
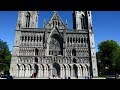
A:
[52, 62, 60, 78]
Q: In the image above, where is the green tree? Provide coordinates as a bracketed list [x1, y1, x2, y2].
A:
[97, 40, 120, 75]
[112, 47, 120, 73]
[0, 39, 11, 74]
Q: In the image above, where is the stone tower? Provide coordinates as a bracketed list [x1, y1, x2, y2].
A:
[73, 11, 98, 77]
[16, 11, 39, 29]
[10, 11, 39, 77]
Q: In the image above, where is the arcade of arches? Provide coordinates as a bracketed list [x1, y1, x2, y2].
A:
[12, 63, 90, 78]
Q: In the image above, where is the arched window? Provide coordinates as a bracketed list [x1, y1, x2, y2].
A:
[76, 38, 78, 43]
[26, 12, 31, 28]
[73, 58, 77, 63]
[81, 37, 83, 43]
[67, 38, 69, 43]
[72, 49, 76, 56]
[35, 48, 39, 55]
[25, 36, 27, 42]
[34, 63, 39, 77]
[81, 15, 84, 29]
[40, 36, 41, 42]
[84, 15, 88, 29]
[31, 36, 33, 42]
[34, 36, 36, 42]
[37, 36, 39, 42]
[49, 34, 63, 56]
[81, 14, 88, 29]
[78, 38, 80, 43]
[49, 51, 50, 55]
[70, 38, 72, 43]
[35, 57, 38, 63]
[22, 36, 24, 41]
[28, 36, 30, 41]
[52, 51, 53, 55]
[52, 63, 60, 77]
[73, 64, 78, 78]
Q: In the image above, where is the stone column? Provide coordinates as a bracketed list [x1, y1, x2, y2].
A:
[23, 69, 25, 78]
[50, 66, 53, 78]
[44, 66, 46, 78]
[70, 65, 73, 78]
[46, 67, 49, 77]
[68, 67, 70, 77]
[60, 66, 63, 78]
[80, 65, 83, 77]
[88, 65, 90, 78]
[82, 65, 85, 78]
[66, 65, 69, 78]
[77, 65, 80, 78]
[31, 65, 34, 77]
[46, 67, 48, 78]
[24, 67, 27, 78]
[63, 67, 65, 78]
[39, 67, 42, 78]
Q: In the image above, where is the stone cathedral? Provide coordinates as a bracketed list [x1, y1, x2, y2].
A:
[10, 11, 98, 79]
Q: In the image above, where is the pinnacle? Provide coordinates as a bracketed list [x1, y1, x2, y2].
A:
[54, 11, 58, 13]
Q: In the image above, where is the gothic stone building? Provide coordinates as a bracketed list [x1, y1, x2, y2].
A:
[10, 11, 98, 79]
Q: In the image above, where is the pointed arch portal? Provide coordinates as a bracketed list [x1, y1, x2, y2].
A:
[73, 64, 78, 78]
[52, 63, 60, 77]
[49, 33, 63, 56]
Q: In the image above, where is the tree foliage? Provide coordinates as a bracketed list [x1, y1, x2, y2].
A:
[0, 39, 11, 73]
[97, 40, 120, 75]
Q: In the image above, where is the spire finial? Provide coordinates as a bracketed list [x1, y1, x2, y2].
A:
[43, 18, 46, 24]
[43, 18, 46, 28]
[66, 19, 68, 25]
[54, 11, 58, 13]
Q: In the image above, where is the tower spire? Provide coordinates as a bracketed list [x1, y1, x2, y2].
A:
[43, 18, 46, 28]
[54, 11, 58, 14]
[66, 19, 68, 25]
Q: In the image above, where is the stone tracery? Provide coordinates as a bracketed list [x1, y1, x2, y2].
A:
[10, 11, 98, 79]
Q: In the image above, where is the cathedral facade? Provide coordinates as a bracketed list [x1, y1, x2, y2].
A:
[10, 11, 98, 79]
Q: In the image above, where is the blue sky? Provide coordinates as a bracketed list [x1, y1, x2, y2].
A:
[0, 11, 120, 52]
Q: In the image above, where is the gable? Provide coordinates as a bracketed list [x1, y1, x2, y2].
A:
[45, 11, 67, 30]
[49, 26, 62, 38]
[49, 11, 63, 24]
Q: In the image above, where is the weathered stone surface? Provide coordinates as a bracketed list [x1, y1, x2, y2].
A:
[10, 11, 98, 79]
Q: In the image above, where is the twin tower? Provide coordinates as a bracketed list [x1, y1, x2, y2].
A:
[10, 11, 98, 79]
[16, 11, 92, 30]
